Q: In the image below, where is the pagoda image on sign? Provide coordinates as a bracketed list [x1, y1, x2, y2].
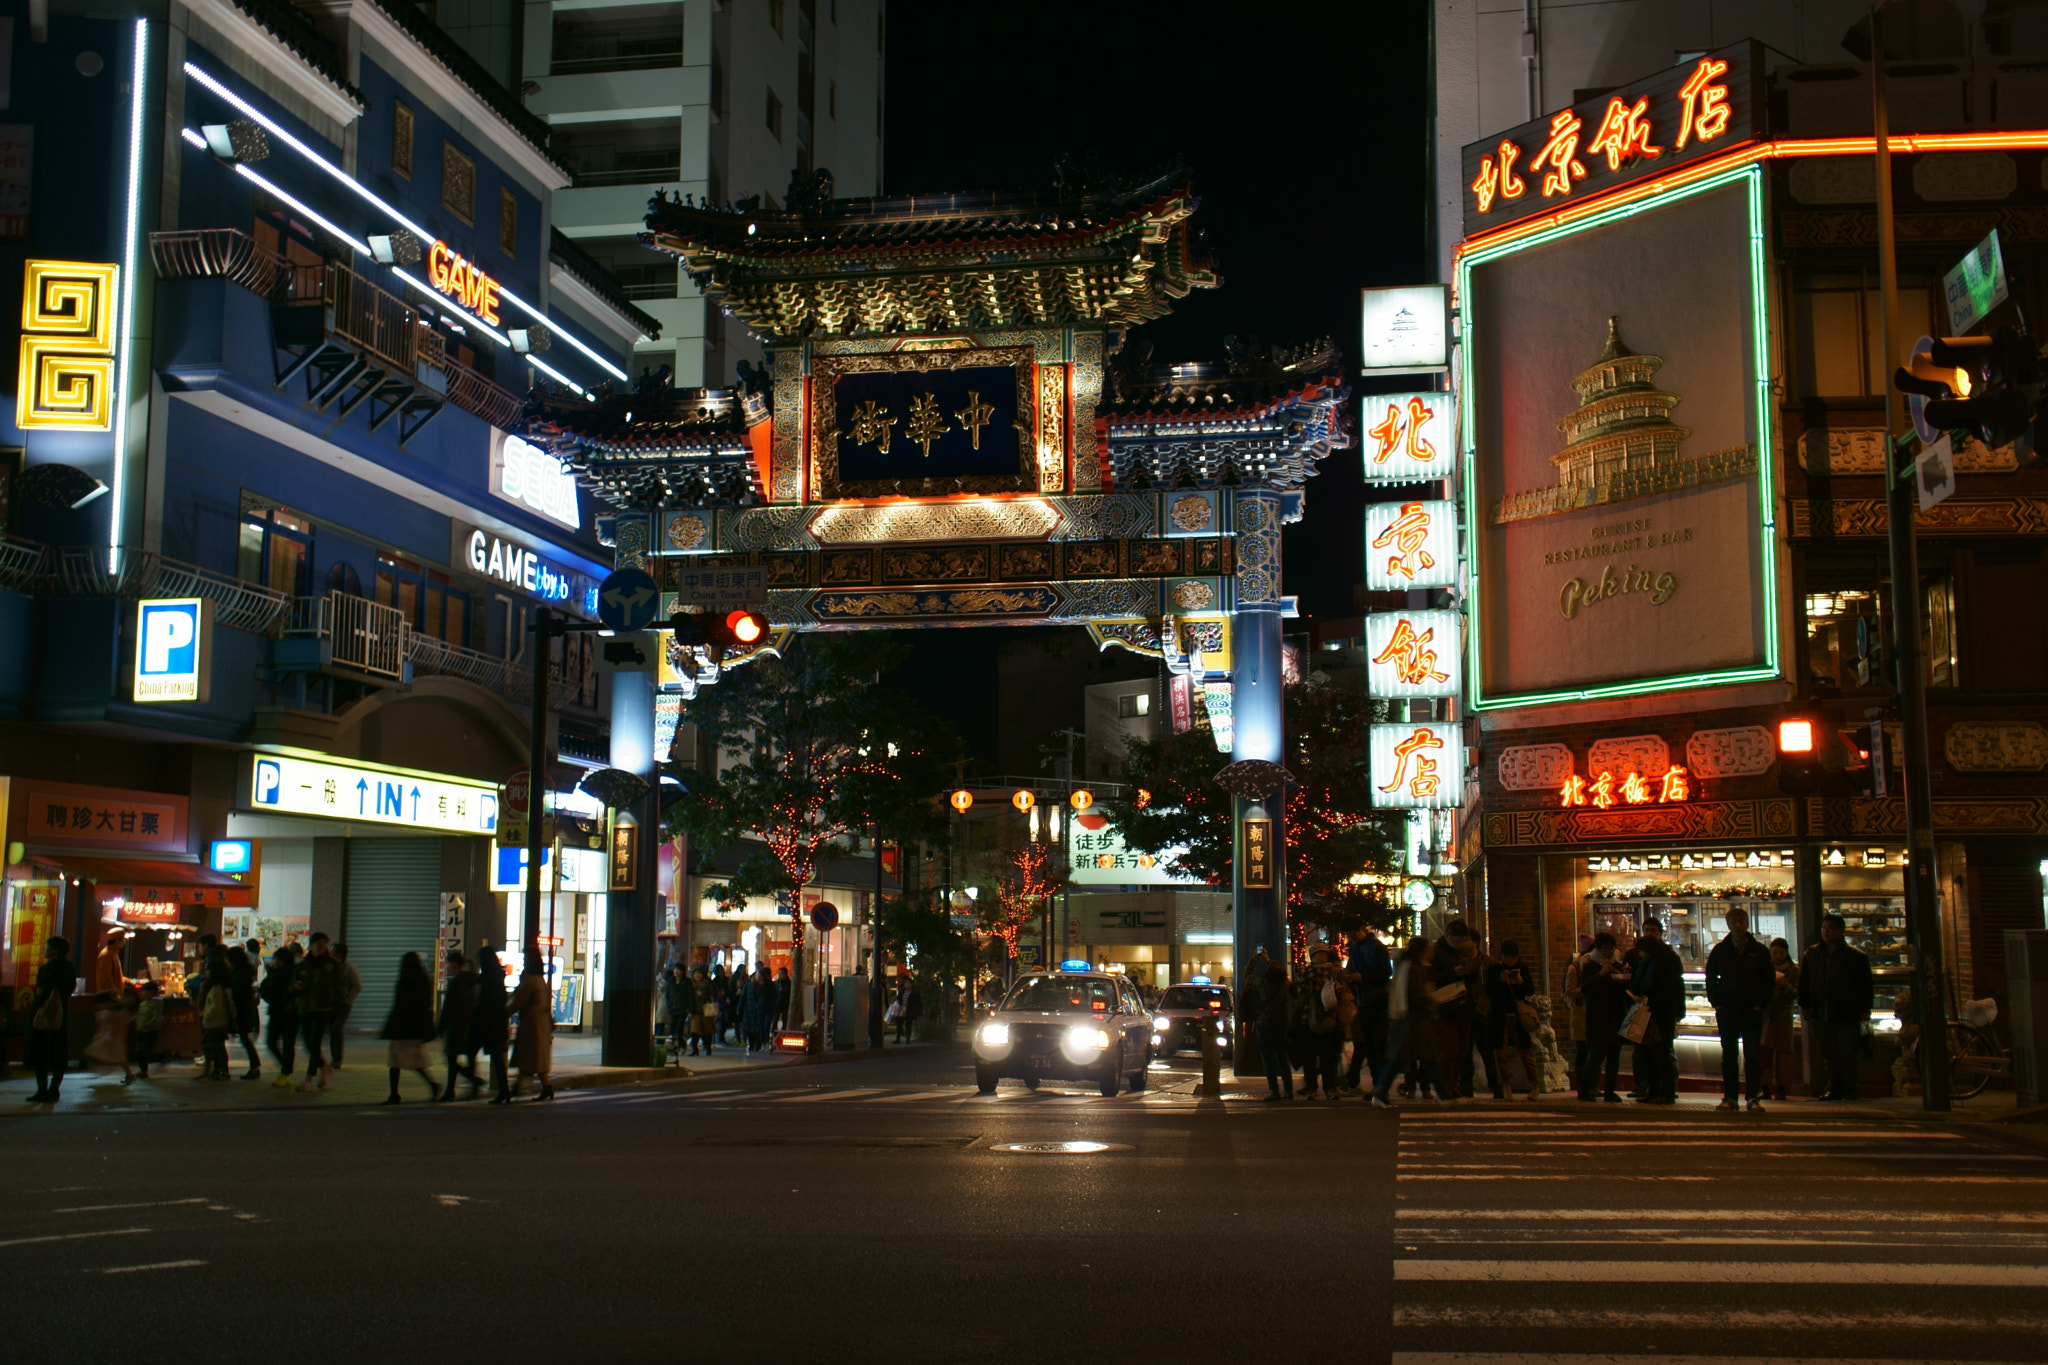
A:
[1493, 316, 1754, 524]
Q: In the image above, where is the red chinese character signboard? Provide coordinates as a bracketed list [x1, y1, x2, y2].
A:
[1559, 766, 1692, 809]
[21, 781, 188, 854]
[1460, 41, 1762, 235]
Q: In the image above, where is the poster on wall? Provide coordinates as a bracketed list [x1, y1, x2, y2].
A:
[1459, 169, 1777, 707]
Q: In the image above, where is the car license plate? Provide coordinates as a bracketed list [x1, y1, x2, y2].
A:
[1024, 1055, 1052, 1070]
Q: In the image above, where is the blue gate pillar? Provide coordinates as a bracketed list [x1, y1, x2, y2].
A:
[604, 514, 659, 1067]
[1230, 489, 1286, 995]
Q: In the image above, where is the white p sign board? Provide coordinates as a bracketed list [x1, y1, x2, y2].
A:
[133, 598, 212, 703]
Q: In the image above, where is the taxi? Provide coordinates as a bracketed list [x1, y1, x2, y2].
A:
[1149, 978, 1235, 1060]
[973, 962, 1154, 1096]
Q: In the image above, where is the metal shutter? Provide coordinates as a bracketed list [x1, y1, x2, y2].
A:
[343, 838, 443, 1031]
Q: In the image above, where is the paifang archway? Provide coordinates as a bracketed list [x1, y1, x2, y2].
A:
[520, 170, 1349, 1052]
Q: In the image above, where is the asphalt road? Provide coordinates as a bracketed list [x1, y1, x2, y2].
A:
[6, 1050, 2047, 1365]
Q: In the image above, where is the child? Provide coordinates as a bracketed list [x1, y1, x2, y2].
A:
[86, 989, 137, 1084]
[134, 981, 163, 1078]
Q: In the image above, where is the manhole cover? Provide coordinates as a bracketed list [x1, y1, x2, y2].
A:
[989, 1140, 1132, 1155]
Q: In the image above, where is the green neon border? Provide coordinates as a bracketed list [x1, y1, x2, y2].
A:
[1456, 163, 1781, 710]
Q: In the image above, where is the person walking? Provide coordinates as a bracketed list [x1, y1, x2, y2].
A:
[1577, 932, 1630, 1103]
[1563, 933, 1593, 1096]
[661, 965, 695, 1064]
[379, 952, 441, 1105]
[134, 980, 164, 1080]
[195, 941, 235, 1082]
[227, 945, 262, 1080]
[438, 953, 480, 1099]
[1372, 938, 1452, 1107]
[26, 936, 78, 1103]
[1483, 940, 1543, 1100]
[474, 949, 512, 1104]
[1799, 914, 1874, 1101]
[774, 966, 793, 1029]
[711, 964, 735, 1045]
[1297, 948, 1347, 1100]
[292, 933, 346, 1092]
[1630, 919, 1685, 1105]
[507, 966, 556, 1101]
[1431, 920, 1485, 1098]
[687, 965, 717, 1056]
[743, 964, 775, 1051]
[259, 948, 300, 1088]
[1706, 905, 1775, 1112]
[329, 942, 362, 1069]
[904, 977, 925, 1042]
[1763, 937, 1801, 1100]
[888, 980, 912, 1044]
[1252, 958, 1293, 1101]
[85, 989, 136, 1085]
[1339, 919, 1391, 1096]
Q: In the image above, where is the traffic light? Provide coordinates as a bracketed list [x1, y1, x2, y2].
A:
[1895, 328, 2040, 447]
[1776, 714, 1821, 795]
[666, 607, 769, 659]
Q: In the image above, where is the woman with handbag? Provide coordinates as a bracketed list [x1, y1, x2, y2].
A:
[1763, 937, 1800, 1101]
[507, 965, 556, 1101]
[379, 952, 441, 1105]
[1483, 940, 1543, 1100]
[26, 936, 78, 1103]
[1371, 938, 1453, 1107]
[687, 965, 718, 1055]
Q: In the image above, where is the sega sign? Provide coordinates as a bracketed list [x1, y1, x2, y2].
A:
[133, 598, 213, 703]
[249, 753, 498, 834]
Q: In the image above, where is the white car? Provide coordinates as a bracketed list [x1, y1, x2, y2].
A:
[973, 966, 1155, 1096]
[1149, 981, 1235, 1060]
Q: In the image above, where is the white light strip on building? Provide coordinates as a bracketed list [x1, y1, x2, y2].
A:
[389, 267, 511, 345]
[523, 352, 593, 400]
[180, 127, 206, 150]
[184, 62, 436, 243]
[494, 285, 630, 383]
[184, 61, 632, 391]
[110, 18, 149, 575]
[233, 163, 372, 255]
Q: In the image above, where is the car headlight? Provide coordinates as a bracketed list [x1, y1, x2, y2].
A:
[979, 1022, 1010, 1047]
[1153, 1015, 1170, 1031]
[1065, 1026, 1109, 1052]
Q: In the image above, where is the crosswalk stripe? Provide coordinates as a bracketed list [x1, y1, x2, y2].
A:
[866, 1090, 961, 1103]
[1397, 1208, 2048, 1223]
[1393, 1355, 2029, 1365]
[1395, 1306, 2048, 1330]
[772, 1089, 887, 1103]
[1394, 1259, 2048, 1285]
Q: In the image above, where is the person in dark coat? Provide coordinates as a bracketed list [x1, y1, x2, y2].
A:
[471, 949, 512, 1104]
[1371, 938, 1452, 1106]
[437, 953, 480, 1100]
[26, 936, 78, 1103]
[773, 967, 793, 1029]
[258, 947, 300, 1087]
[1251, 957, 1293, 1101]
[1629, 919, 1686, 1105]
[379, 952, 439, 1104]
[1430, 920, 1486, 1098]
[1705, 905, 1776, 1111]
[661, 966, 697, 1063]
[710, 965, 735, 1045]
[742, 964, 776, 1051]
[1340, 919, 1392, 1095]
[1799, 913, 1875, 1101]
[227, 945, 262, 1080]
[1577, 932, 1631, 1103]
[1483, 939, 1542, 1099]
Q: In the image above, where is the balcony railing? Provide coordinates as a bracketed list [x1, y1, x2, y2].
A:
[149, 227, 292, 298]
[410, 631, 530, 701]
[0, 533, 43, 594]
[35, 544, 291, 635]
[286, 591, 410, 680]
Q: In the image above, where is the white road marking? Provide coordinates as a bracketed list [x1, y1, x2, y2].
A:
[1394, 1354, 2035, 1365]
[773, 1089, 887, 1103]
[1396, 1208, 2048, 1222]
[1394, 1259, 2048, 1285]
[95, 1260, 207, 1274]
[434, 1195, 469, 1206]
[866, 1091, 961, 1103]
[1395, 1307, 2048, 1330]
[53, 1198, 208, 1214]
[0, 1227, 150, 1249]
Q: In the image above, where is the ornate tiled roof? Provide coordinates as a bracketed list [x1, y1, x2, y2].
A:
[640, 168, 1219, 342]
[522, 382, 766, 509]
[1101, 337, 1352, 493]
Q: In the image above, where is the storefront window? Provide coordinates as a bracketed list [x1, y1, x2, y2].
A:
[238, 507, 313, 596]
[376, 554, 470, 646]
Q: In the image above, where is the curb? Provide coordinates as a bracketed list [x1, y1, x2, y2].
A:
[586, 1040, 968, 1086]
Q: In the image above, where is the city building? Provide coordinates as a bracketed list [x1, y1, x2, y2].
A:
[1434, 0, 2048, 1087]
[0, 0, 659, 1049]
[521, 0, 885, 387]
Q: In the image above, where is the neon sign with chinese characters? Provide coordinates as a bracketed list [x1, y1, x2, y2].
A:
[1370, 722, 1463, 810]
[1559, 765, 1692, 809]
[1364, 609, 1462, 701]
[1461, 41, 1760, 234]
[1361, 393, 1456, 483]
[427, 240, 502, 326]
[1364, 499, 1458, 591]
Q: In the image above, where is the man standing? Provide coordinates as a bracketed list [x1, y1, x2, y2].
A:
[1431, 919, 1485, 1098]
[1630, 919, 1685, 1104]
[773, 966, 793, 1029]
[1799, 913, 1874, 1101]
[330, 942, 362, 1068]
[1338, 918, 1391, 1096]
[293, 933, 345, 1092]
[1705, 906, 1775, 1112]
[1577, 932, 1630, 1103]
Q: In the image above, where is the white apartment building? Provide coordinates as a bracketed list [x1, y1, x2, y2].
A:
[521, 0, 886, 386]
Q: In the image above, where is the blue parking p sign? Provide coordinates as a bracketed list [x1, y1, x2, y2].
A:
[133, 598, 212, 703]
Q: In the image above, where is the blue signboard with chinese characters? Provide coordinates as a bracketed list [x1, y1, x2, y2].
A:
[813, 349, 1033, 498]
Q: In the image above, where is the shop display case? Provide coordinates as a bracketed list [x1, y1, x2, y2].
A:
[1826, 896, 1912, 1031]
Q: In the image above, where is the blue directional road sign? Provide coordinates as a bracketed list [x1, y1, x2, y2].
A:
[597, 567, 660, 633]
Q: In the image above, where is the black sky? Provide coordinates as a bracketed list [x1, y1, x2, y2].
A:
[878, 1, 1431, 758]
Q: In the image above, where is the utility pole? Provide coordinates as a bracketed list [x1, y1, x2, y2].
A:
[524, 605, 552, 983]
[869, 816, 885, 1050]
[1870, 1, 1952, 1110]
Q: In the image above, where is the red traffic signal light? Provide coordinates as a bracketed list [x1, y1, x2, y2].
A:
[1776, 715, 1820, 794]
[1777, 718, 1814, 754]
[667, 608, 768, 656]
[722, 608, 767, 647]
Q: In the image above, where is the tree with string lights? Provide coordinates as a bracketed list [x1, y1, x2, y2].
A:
[982, 840, 1063, 975]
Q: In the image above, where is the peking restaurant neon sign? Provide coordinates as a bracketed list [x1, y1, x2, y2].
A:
[427, 241, 502, 326]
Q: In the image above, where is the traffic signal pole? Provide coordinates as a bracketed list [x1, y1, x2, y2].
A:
[525, 605, 551, 985]
[1870, 7, 1952, 1109]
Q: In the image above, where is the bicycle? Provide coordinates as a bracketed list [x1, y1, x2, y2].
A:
[1944, 999, 2009, 1100]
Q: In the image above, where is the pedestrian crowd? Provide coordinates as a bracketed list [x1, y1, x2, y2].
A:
[1234, 908, 1876, 1109]
[656, 960, 791, 1060]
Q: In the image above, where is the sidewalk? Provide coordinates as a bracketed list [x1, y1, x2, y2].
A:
[0, 1034, 963, 1116]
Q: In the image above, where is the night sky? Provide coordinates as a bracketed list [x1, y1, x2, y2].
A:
[878, 0, 1431, 762]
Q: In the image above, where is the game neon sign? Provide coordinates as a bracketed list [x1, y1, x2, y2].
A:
[427, 241, 502, 326]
